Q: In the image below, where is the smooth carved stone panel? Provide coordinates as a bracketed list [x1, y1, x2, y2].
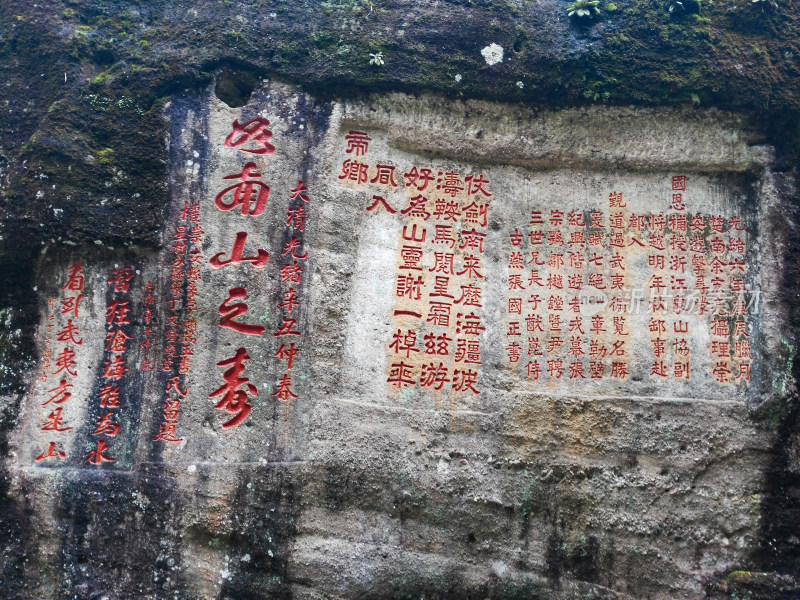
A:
[336, 131, 762, 409]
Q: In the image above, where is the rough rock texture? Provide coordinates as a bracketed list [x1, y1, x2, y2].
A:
[2, 2, 800, 599]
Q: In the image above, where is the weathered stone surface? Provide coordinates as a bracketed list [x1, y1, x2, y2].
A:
[2, 2, 800, 599]
[0, 78, 797, 599]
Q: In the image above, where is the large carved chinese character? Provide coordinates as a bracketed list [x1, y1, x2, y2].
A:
[209, 347, 257, 429]
[224, 118, 276, 155]
[215, 162, 270, 216]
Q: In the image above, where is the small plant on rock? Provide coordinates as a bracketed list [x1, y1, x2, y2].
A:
[566, 0, 600, 17]
[369, 52, 384, 66]
[751, 0, 778, 11]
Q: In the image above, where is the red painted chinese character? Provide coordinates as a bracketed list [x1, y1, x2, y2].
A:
[404, 167, 435, 191]
[189, 223, 205, 244]
[63, 263, 85, 292]
[280, 262, 304, 284]
[420, 363, 450, 390]
[674, 362, 690, 380]
[61, 294, 84, 318]
[402, 224, 426, 243]
[399, 245, 424, 270]
[108, 266, 135, 294]
[439, 172, 463, 197]
[53, 347, 78, 377]
[460, 229, 486, 253]
[456, 312, 485, 336]
[452, 369, 479, 394]
[286, 205, 308, 231]
[464, 174, 492, 197]
[163, 398, 182, 422]
[274, 318, 301, 337]
[339, 159, 369, 184]
[44, 379, 73, 406]
[56, 320, 83, 346]
[433, 199, 460, 221]
[650, 360, 668, 378]
[713, 361, 732, 384]
[737, 363, 751, 382]
[210, 232, 269, 269]
[609, 192, 626, 207]
[86, 439, 117, 465]
[370, 164, 399, 187]
[35, 441, 66, 462]
[429, 252, 455, 275]
[98, 384, 120, 408]
[389, 329, 420, 358]
[506, 342, 522, 363]
[396, 275, 423, 300]
[209, 347, 257, 428]
[105, 329, 133, 353]
[102, 355, 128, 380]
[672, 175, 687, 191]
[93, 412, 120, 437]
[455, 284, 482, 307]
[105, 300, 131, 326]
[154, 420, 183, 443]
[275, 343, 300, 369]
[289, 181, 310, 203]
[344, 130, 371, 156]
[454, 339, 482, 364]
[180, 201, 201, 224]
[423, 333, 451, 355]
[457, 255, 484, 279]
[166, 376, 187, 397]
[41, 407, 72, 432]
[528, 230, 544, 247]
[215, 162, 270, 216]
[569, 362, 586, 379]
[400, 195, 430, 220]
[427, 302, 452, 326]
[224, 118, 276, 154]
[279, 288, 300, 313]
[589, 362, 604, 379]
[669, 193, 685, 211]
[388, 361, 415, 389]
[728, 216, 745, 231]
[610, 362, 629, 380]
[218, 287, 266, 337]
[282, 237, 308, 260]
[463, 202, 489, 227]
[568, 231, 586, 247]
[272, 374, 299, 402]
[366, 195, 397, 214]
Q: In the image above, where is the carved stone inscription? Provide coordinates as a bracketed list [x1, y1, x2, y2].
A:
[19, 89, 766, 471]
[336, 125, 759, 407]
[503, 180, 754, 386]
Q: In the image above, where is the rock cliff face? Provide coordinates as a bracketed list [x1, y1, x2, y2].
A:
[2, 2, 800, 600]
